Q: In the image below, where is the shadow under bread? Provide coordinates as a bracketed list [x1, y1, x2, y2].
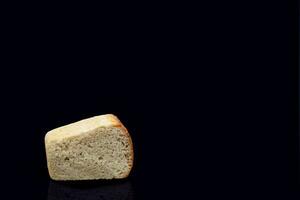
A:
[47, 179, 133, 200]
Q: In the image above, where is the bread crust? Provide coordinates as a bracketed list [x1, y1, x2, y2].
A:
[106, 114, 134, 178]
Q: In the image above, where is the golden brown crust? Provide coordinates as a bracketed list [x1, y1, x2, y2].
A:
[108, 114, 134, 178]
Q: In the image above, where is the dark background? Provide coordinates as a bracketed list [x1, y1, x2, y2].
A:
[0, 0, 299, 199]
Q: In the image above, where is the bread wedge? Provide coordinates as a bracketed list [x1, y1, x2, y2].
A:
[45, 114, 133, 180]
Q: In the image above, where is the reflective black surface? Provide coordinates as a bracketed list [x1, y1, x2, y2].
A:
[47, 180, 133, 200]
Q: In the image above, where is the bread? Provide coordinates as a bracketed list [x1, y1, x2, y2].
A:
[45, 114, 134, 180]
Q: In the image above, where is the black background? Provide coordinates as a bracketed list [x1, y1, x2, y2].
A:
[0, 1, 299, 199]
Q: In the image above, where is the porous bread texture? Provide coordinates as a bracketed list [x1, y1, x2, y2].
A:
[45, 114, 134, 180]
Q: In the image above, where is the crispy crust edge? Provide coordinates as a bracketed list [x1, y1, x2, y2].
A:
[107, 114, 134, 179]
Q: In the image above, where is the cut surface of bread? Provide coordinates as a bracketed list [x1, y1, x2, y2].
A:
[45, 114, 134, 180]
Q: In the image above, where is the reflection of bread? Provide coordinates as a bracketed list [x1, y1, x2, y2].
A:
[45, 114, 134, 180]
[47, 180, 133, 200]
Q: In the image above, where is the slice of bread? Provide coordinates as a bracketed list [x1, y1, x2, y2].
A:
[45, 114, 134, 180]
